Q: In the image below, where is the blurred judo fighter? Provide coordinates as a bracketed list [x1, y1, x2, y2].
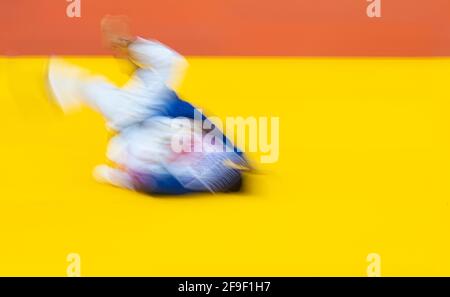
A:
[47, 16, 248, 195]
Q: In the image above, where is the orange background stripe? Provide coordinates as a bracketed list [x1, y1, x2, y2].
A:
[2, 0, 450, 56]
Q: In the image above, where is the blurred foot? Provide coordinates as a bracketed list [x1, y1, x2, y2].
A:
[47, 57, 86, 113]
[93, 164, 135, 189]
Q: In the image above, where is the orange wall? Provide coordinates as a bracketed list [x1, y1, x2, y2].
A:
[2, 0, 450, 56]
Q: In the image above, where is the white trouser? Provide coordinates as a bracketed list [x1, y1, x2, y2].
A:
[49, 40, 186, 131]
[79, 71, 168, 131]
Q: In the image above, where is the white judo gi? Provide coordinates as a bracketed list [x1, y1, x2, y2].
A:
[48, 38, 245, 194]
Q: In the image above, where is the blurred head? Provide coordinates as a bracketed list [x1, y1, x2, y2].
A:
[101, 15, 135, 52]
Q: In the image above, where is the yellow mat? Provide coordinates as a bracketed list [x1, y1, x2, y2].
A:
[0, 57, 449, 276]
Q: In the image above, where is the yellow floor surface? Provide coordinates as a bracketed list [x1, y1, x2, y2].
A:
[0, 57, 449, 276]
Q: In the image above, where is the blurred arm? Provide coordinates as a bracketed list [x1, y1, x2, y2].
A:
[128, 38, 188, 89]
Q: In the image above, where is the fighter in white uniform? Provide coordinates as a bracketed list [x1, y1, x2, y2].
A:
[47, 16, 246, 195]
